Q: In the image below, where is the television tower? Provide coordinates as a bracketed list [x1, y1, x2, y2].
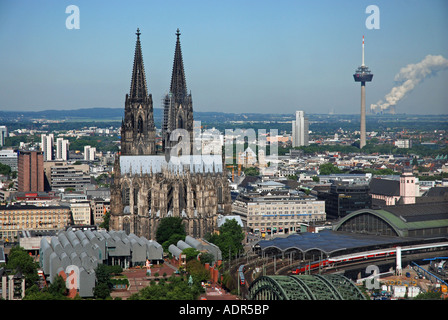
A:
[353, 36, 373, 149]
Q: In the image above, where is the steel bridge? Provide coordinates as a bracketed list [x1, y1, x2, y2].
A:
[248, 274, 366, 300]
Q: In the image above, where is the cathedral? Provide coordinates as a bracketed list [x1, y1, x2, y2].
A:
[110, 29, 231, 239]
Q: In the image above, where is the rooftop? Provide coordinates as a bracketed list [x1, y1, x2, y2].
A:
[369, 178, 400, 196]
[334, 201, 448, 237]
[119, 155, 223, 175]
[257, 229, 411, 256]
[0, 204, 68, 210]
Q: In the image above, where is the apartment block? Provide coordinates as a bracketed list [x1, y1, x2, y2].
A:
[41, 134, 54, 161]
[0, 204, 71, 241]
[56, 138, 69, 161]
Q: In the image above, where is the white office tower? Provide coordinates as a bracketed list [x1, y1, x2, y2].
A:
[292, 110, 309, 147]
[0, 126, 7, 146]
[41, 134, 54, 161]
[56, 138, 69, 161]
[84, 145, 96, 161]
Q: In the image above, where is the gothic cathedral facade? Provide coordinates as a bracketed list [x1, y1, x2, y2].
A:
[110, 29, 231, 240]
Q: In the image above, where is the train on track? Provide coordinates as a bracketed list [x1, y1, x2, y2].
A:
[239, 265, 246, 285]
[292, 242, 448, 274]
[292, 250, 398, 274]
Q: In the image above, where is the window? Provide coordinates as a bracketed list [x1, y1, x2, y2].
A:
[122, 187, 130, 205]
[134, 187, 139, 205]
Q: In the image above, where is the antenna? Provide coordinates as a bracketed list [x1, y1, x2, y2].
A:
[362, 35, 365, 67]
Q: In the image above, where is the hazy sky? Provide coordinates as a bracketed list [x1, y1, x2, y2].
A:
[0, 0, 447, 115]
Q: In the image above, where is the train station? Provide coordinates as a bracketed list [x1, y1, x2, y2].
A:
[256, 202, 448, 259]
[246, 202, 448, 299]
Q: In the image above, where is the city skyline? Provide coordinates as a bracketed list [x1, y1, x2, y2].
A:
[0, 1, 447, 115]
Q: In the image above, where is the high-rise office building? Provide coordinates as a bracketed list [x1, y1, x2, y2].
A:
[317, 181, 371, 219]
[56, 138, 69, 161]
[41, 134, 54, 161]
[0, 150, 17, 171]
[291, 110, 309, 147]
[0, 126, 7, 146]
[84, 145, 96, 161]
[17, 150, 45, 192]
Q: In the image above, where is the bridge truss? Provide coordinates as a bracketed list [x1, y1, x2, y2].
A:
[248, 274, 365, 300]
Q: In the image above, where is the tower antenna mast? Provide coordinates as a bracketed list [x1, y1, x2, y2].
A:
[353, 35, 373, 149]
[362, 35, 365, 67]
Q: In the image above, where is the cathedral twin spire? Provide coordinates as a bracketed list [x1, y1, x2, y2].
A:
[170, 28, 188, 104]
[129, 28, 149, 102]
[129, 27, 188, 104]
[122, 28, 193, 156]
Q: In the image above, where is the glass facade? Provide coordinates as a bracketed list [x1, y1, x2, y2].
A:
[318, 183, 371, 219]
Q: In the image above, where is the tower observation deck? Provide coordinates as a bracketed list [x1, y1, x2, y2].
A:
[353, 65, 373, 82]
[353, 36, 373, 149]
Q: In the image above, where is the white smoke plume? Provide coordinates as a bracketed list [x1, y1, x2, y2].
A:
[370, 55, 448, 114]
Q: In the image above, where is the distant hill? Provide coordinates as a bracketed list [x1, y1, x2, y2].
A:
[0, 107, 296, 123]
[0, 108, 446, 133]
[0, 108, 126, 121]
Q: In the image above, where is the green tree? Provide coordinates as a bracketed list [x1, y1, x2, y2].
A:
[207, 218, 244, 261]
[199, 252, 215, 265]
[414, 291, 443, 300]
[105, 264, 123, 275]
[220, 270, 237, 293]
[243, 167, 259, 176]
[0, 163, 12, 176]
[94, 264, 113, 299]
[47, 274, 68, 297]
[24, 283, 70, 300]
[94, 282, 112, 300]
[319, 163, 342, 175]
[186, 259, 210, 283]
[162, 233, 185, 253]
[156, 217, 186, 245]
[182, 247, 200, 262]
[129, 275, 202, 300]
[99, 211, 110, 231]
[4, 246, 39, 287]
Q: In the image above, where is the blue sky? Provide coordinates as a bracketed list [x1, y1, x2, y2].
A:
[0, 0, 447, 115]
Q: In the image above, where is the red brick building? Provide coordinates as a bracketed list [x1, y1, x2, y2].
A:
[18, 150, 44, 192]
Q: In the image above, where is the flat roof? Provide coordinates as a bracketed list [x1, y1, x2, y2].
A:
[0, 204, 68, 210]
[120, 155, 223, 174]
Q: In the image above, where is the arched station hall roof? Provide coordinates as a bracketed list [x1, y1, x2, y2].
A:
[256, 229, 409, 257]
[334, 205, 448, 238]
